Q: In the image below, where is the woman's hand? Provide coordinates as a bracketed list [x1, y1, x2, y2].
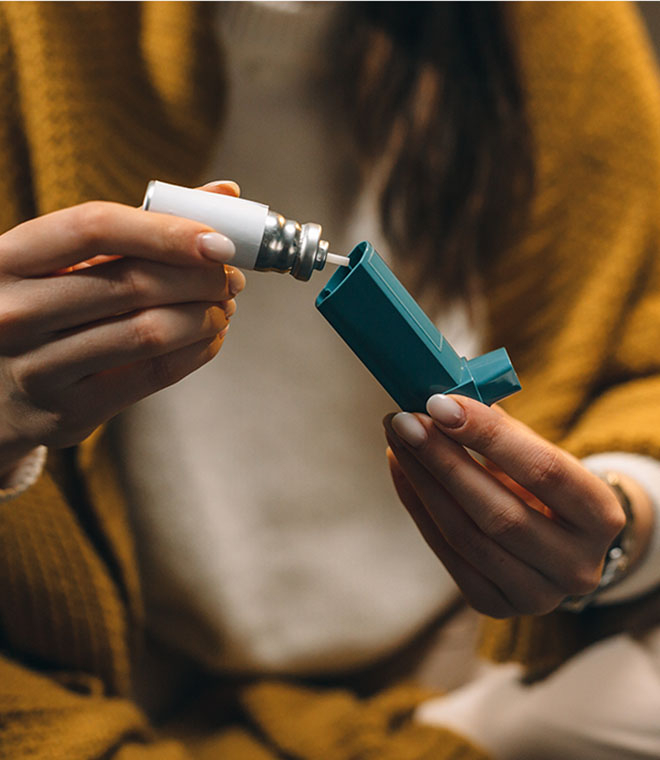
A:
[0, 184, 245, 477]
[383, 395, 643, 618]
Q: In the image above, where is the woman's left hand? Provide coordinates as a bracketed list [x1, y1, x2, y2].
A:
[384, 395, 627, 618]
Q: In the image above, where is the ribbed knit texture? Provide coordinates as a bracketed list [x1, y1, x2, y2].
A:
[1, 1, 660, 758]
[0, 1, 223, 221]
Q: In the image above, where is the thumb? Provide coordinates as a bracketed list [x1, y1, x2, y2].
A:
[198, 179, 241, 197]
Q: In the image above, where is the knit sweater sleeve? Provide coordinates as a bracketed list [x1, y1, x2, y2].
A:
[0, 3, 201, 756]
[481, 1, 660, 672]
[0, 1, 225, 219]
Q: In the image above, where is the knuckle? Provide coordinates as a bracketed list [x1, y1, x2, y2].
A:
[481, 503, 526, 542]
[71, 201, 116, 251]
[0, 298, 28, 343]
[468, 415, 500, 453]
[158, 217, 198, 258]
[580, 480, 627, 544]
[527, 447, 565, 491]
[601, 499, 626, 542]
[130, 310, 167, 353]
[113, 259, 150, 304]
[11, 354, 44, 398]
[434, 452, 462, 480]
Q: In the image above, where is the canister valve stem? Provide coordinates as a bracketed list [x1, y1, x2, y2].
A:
[326, 252, 351, 267]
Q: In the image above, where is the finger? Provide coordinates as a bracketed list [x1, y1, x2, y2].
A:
[0, 201, 237, 276]
[387, 446, 427, 515]
[198, 179, 241, 197]
[385, 412, 582, 571]
[221, 298, 237, 318]
[484, 460, 553, 518]
[387, 448, 519, 618]
[386, 433, 566, 613]
[58, 182, 241, 274]
[426, 394, 619, 534]
[15, 303, 228, 390]
[6, 257, 242, 339]
[68, 333, 226, 436]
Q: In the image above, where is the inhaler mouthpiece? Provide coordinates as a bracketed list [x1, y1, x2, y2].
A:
[143, 180, 337, 280]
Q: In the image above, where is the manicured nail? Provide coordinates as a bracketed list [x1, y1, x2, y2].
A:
[391, 413, 427, 448]
[226, 266, 246, 296]
[426, 394, 465, 427]
[198, 232, 236, 263]
[202, 179, 241, 196]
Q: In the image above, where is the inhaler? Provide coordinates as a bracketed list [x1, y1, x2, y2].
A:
[143, 180, 521, 411]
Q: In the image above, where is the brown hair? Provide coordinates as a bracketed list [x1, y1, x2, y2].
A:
[333, 2, 533, 310]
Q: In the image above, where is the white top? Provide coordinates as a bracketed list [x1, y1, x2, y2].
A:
[110, 1, 462, 675]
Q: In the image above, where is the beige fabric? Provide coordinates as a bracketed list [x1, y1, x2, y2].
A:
[418, 631, 660, 759]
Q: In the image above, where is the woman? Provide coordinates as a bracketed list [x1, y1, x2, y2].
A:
[1, 2, 660, 758]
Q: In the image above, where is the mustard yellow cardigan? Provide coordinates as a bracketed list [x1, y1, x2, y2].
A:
[2, 3, 660, 758]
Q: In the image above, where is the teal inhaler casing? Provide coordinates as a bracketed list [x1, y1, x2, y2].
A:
[315, 242, 521, 412]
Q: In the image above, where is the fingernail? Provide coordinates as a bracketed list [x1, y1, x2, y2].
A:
[391, 413, 427, 448]
[426, 394, 465, 428]
[198, 232, 236, 263]
[202, 179, 241, 196]
[226, 266, 246, 296]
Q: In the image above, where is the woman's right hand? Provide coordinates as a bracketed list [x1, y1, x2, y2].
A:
[0, 194, 245, 477]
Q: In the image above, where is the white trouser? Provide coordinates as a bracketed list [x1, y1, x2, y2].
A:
[417, 629, 660, 759]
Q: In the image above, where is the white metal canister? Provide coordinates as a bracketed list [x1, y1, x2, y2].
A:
[143, 180, 345, 280]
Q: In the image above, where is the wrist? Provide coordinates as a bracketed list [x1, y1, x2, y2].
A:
[559, 462, 659, 612]
[562, 452, 660, 608]
[560, 471, 639, 612]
